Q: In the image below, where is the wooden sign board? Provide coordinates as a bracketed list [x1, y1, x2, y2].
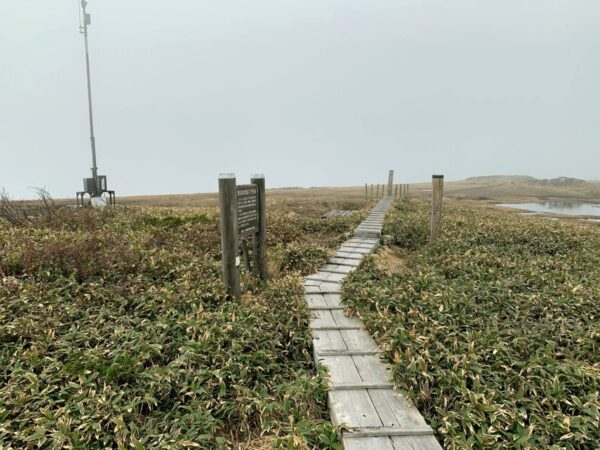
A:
[219, 174, 267, 300]
[237, 184, 258, 237]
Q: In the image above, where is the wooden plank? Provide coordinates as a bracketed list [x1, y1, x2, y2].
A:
[328, 390, 382, 428]
[335, 252, 365, 259]
[341, 329, 379, 352]
[322, 264, 355, 274]
[390, 436, 442, 450]
[306, 287, 342, 295]
[306, 293, 343, 309]
[353, 355, 392, 384]
[305, 293, 327, 308]
[318, 355, 362, 383]
[313, 330, 347, 353]
[390, 435, 443, 450]
[338, 247, 371, 254]
[309, 305, 344, 311]
[325, 272, 347, 282]
[368, 389, 429, 429]
[329, 258, 361, 267]
[343, 436, 394, 450]
[317, 349, 379, 357]
[310, 309, 337, 329]
[331, 310, 362, 328]
[343, 427, 434, 438]
[332, 382, 394, 390]
[305, 281, 342, 293]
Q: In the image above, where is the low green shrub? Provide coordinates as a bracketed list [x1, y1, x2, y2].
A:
[0, 205, 350, 448]
[344, 201, 600, 449]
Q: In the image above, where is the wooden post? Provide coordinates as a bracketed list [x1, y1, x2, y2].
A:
[387, 170, 394, 196]
[241, 239, 251, 271]
[376, 184, 379, 198]
[431, 175, 444, 243]
[219, 174, 241, 299]
[251, 174, 268, 280]
[365, 183, 368, 201]
[394, 184, 398, 198]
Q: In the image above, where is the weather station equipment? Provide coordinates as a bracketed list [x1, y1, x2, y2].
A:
[75, 0, 116, 207]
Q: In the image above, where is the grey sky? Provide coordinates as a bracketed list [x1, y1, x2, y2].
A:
[1, 1, 598, 198]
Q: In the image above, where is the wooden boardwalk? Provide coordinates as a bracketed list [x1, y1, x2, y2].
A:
[305, 197, 442, 449]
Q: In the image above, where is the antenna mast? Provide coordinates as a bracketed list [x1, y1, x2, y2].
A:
[80, 0, 98, 193]
[75, 1, 116, 207]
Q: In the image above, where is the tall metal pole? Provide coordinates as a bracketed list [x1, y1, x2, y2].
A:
[81, 0, 98, 195]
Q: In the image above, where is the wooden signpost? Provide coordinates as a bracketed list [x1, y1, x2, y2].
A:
[431, 175, 444, 243]
[387, 170, 394, 196]
[219, 173, 267, 299]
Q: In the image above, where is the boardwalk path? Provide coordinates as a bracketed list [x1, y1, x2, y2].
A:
[304, 197, 442, 450]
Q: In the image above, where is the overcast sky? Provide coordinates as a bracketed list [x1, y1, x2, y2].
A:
[1, 1, 598, 198]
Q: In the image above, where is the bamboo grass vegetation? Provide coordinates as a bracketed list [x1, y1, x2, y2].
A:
[343, 200, 599, 449]
[0, 204, 361, 449]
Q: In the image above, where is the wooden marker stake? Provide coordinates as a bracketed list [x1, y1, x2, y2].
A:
[387, 170, 394, 196]
[431, 175, 444, 243]
[219, 174, 241, 299]
[251, 175, 268, 281]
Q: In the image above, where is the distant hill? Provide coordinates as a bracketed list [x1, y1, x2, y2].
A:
[465, 175, 586, 185]
[441, 176, 600, 201]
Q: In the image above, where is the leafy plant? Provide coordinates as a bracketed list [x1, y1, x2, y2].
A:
[344, 200, 600, 449]
[0, 204, 348, 448]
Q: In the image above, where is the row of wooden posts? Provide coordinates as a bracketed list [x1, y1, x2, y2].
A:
[218, 171, 444, 299]
[372, 170, 445, 243]
[365, 183, 410, 200]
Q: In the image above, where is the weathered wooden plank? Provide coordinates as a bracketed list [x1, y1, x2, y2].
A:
[310, 310, 337, 329]
[331, 310, 362, 328]
[343, 436, 394, 450]
[343, 427, 434, 438]
[341, 329, 379, 352]
[368, 389, 429, 429]
[339, 246, 373, 252]
[390, 435, 443, 449]
[322, 264, 355, 274]
[318, 355, 362, 383]
[325, 272, 347, 282]
[343, 243, 377, 249]
[328, 390, 382, 428]
[335, 251, 365, 259]
[305, 281, 341, 293]
[328, 257, 362, 267]
[317, 349, 379, 357]
[313, 330, 347, 353]
[353, 355, 392, 384]
[305, 293, 327, 308]
[332, 382, 394, 390]
[308, 305, 344, 311]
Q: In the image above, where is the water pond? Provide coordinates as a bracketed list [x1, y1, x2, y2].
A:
[498, 201, 600, 217]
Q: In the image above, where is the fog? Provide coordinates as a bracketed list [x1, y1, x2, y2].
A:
[1, 0, 598, 198]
